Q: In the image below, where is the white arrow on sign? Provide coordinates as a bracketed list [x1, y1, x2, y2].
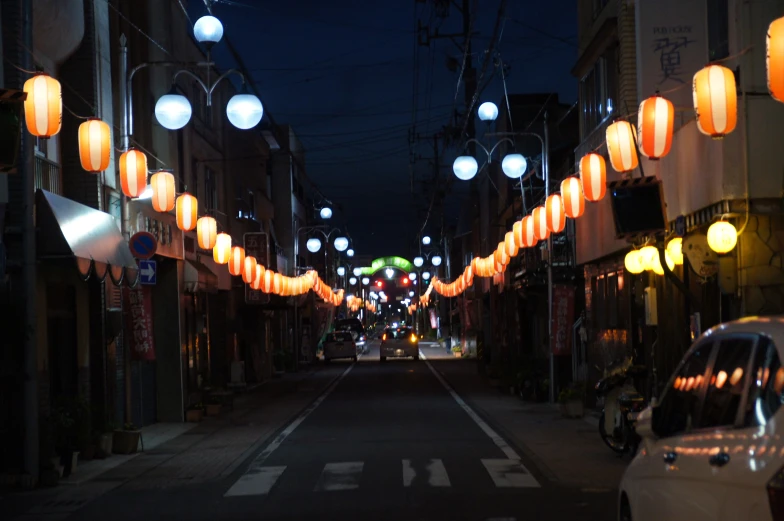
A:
[141, 263, 155, 280]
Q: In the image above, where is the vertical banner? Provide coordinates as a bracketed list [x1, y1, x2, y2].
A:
[551, 285, 575, 356]
[429, 309, 438, 329]
[244, 232, 270, 304]
[123, 285, 156, 361]
[635, 0, 707, 109]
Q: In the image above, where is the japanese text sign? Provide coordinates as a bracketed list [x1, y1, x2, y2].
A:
[123, 285, 156, 361]
[551, 285, 575, 356]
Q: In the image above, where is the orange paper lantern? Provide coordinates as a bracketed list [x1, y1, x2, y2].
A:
[693, 65, 737, 139]
[78, 118, 110, 172]
[560, 176, 585, 219]
[262, 270, 274, 293]
[229, 246, 245, 276]
[250, 264, 265, 290]
[504, 231, 518, 257]
[545, 193, 566, 234]
[150, 170, 176, 213]
[273, 273, 283, 294]
[176, 193, 198, 231]
[522, 215, 538, 248]
[638, 95, 674, 159]
[606, 120, 639, 173]
[196, 216, 217, 249]
[513, 220, 524, 248]
[23, 73, 61, 138]
[579, 153, 606, 202]
[242, 255, 257, 284]
[532, 206, 549, 241]
[768, 17, 784, 102]
[119, 149, 148, 198]
[213, 232, 232, 264]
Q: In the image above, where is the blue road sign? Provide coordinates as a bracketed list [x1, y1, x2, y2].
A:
[129, 231, 157, 259]
[675, 216, 686, 237]
[139, 259, 157, 285]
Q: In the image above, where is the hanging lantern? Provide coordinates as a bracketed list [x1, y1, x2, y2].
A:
[150, 170, 176, 213]
[119, 149, 148, 198]
[639, 245, 659, 271]
[213, 232, 232, 264]
[545, 193, 566, 233]
[273, 273, 284, 294]
[638, 95, 674, 159]
[624, 250, 645, 275]
[560, 176, 585, 219]
[650, 250, 675, 276]
[242, 255, 257, 284]
[579, 153, 606, 202]
[78, 118, 110, 172]
[196, 216, 217, 249]
[495, 244, 509, 266]
[522, 215, 538, 247]
[228, 246, 245, 276]
[707, 221, 738, 254]
[768, 17, 784, 102]
[666, 238, 684, 265]
[693, 65, 737, 139]
[504, 231, 518, 257]
[532, 206, 549, 241]
[176, 193, 198, 231]
[606, 120, 639, 173]
[23, 73, 62, 138]
[250, 264, 265, 290]
[513, 220, 524, 248]
[262, 269, 274, 293]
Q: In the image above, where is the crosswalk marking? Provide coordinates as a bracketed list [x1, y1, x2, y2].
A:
[402, 459, 451, 487]
[225, 465, 287, 497]
[481, 459, 540, 488]
[314, 462, 364, 491]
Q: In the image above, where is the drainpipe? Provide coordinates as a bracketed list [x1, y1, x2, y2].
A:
[545, 111, 554, 404]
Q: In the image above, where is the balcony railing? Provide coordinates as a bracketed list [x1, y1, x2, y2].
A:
[34, 155, 62, 195]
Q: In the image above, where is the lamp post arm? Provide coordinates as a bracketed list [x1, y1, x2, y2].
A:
[464, 138, 491, 160]
[206, 69, 245, 106]
[487, 137, 515, 159]
[487, 131, 546, 180]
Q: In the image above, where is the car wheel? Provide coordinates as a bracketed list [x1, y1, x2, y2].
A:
[619, 495, 632, 521]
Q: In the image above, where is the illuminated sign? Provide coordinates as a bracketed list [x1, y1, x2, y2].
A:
[359, 256, 414, 275]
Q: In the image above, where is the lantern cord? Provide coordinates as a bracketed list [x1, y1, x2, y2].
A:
[1, 55, 36, 75]
[63, 105, 92, 120]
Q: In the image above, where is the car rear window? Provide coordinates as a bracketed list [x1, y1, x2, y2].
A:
[386, 328, 413, 339]
[326, 332, 353, 342]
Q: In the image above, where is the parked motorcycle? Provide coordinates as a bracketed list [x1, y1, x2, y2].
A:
[595, 357, 647, 456]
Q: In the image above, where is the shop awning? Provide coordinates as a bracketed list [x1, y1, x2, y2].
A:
[184, 258, 218, 293]
[36, 189, 138, 286]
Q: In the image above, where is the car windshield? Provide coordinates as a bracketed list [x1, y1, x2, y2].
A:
[385, 327, 413, 339]
[326, 332, 353, 342]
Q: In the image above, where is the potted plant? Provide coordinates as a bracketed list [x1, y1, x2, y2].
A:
[451, 345, 462, 358]
[96, 418, 118, 458]
[558, 382, 586, 418]
[113, 423, 141, 454]
[186, 403, 204, 423]
[205, 397, 221, 417]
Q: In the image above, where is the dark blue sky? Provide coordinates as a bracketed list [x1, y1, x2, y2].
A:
[193, 0, 577, 258]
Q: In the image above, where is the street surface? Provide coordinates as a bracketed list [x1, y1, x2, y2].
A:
[6, 339, 619, 521]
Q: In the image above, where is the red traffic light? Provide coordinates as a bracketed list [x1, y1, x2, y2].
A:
[376, 280, 383, 288]
[402, 277, 409, 284]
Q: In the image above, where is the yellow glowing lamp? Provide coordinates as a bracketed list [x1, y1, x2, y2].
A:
[639, 245, 659, 271]
[707, 221, 737, 254]
[666, 238, 684, 265]
[624, 250, 645, 275]
[650, 250, 675, 275]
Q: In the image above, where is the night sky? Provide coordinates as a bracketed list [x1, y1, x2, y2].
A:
[190, 0, 577, 259]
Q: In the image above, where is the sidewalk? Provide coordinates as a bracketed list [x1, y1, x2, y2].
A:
[427, 357, 629, 490]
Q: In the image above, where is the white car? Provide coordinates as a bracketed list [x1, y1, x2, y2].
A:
[380, 326, 419, 362]
[323, 331, 357, 363]
[619, 316, 784, 521]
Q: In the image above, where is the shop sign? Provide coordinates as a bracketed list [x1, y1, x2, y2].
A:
[129, 200, 183, 259]
[551, 285, 575, 356]
[123, 285, 156, 361]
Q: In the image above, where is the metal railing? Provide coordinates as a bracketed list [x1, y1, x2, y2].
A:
[34, 155, 62, 195]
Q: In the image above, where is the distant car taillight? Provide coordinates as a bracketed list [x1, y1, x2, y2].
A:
[382, 333, 387, 341]
[768, 465, 784, 518]
[410, 334, 417, 343]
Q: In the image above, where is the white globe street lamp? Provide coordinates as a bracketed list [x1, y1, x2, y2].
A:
[193, 15, 224, 47]
[409, 291, 415, 297]
[362, 277, 370, 285]
[319, 207, 332, 219]
[334, 236, 349, 252]
[502, 153, 528, 179]
[349, 277, 357, 285]
[422, 271, 431, 280]
[409, 272, 417, 280]
[422, 236, 431, 245]
[347, 249, 354, 257]
[453, 156, 478, 180]
[413, 257, 424, 268]
[226, 93, 263, 129]
[337, 266, 346, 276]
[478, 101, 499, 121]
[353, 267, 362, 277]
[155, 90, 192, 130]
[432, 255, 442, 266]
[306, 237, 322, 253]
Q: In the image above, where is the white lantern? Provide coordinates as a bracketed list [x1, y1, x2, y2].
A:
[320, 207, 332, 219]
[334, 236, 349, 252]
[478, 102, 499, 121]
[453, 156, 478, 180]
[353, 267, 362, 277]
[414, 256, 424, 268]
[501, 154, 528, 179]
[422, 236, 431, 245]
[337, 266, 346, 276]
[226, 93, 263, 130]
[306, 237, 322, 253]
[193, 15, 223, 46]
[362, 277, 370, 285]
[349, 277, 357, 285]
[432, 255, 442, 266]
[347, 249, 354, 257]
[155, 91, 192, 130]
[409, 273, 417, 280]
[422, 271, 431, 280]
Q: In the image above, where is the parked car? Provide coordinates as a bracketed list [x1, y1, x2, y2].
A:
[323, 331, 357, 363]
[619, 317, 784, 521]
[380, 326, 419, 362]
[335, 318, 368, 354]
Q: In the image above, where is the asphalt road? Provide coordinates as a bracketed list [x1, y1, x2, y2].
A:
[56, 340, 616, 521]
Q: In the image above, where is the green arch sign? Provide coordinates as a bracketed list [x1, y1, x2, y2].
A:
[360, 256, 413, 275]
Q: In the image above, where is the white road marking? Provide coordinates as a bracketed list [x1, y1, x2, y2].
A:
[224, 363, 356, 497]
[224, 466, 286, 497]
[481, 459, 540, 488]
[314, 462, 364, 491]
[402, 459, 451, 487]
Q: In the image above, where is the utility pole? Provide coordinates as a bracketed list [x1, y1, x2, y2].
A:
[544, 111, 554, 404]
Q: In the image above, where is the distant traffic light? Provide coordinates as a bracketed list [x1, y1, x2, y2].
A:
[376, 280, 383, 288]
[402, 277, 409, 284]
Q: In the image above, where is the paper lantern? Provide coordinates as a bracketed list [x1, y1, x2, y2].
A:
[666, 238, 684, 265]
[228, 246, 245, 276]
[707, 221, 738, 254]
[638, 95, 674, 159]
[693, 65, 737, 139]
[78, 118, 110, 172]
[250, 264, 265, 290]
[639, 245, 659, 271]
[495, 244, 509, 266]
[150, 170, 176, 213]
[579, 153, 606, 202]
[176, 193, 198, 231]
[119, 149, 148, 198]
[504, 231, 518, 257]
[768, 17, 784, 102]
[532, 206, 549, 241]
[273, 273, 284, 294]
[242, 255, 257, 284]
[513, 220, 524, 248]
[213, 232, 232, 264]
[196, 216, 217, 249]
[522, 215, 538, 247]
[262, 270, 274, 293]
[606, 120, 639, 173]
[650, 250, 675, 276]
[23, 73, 61, 138]
[545, 193, 566, 233]
[624, 250, 645, 274]
[560, 176, 585, 219]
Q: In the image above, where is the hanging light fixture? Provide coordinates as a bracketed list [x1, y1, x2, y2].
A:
[119, 149, 148, 198]
[347, 249, 355, 257]
[337, 266, 346, 276]
[532, 206, 550, 241]
[213, 232, 232, 264]
[768, 17, 784, 102]
[501, 154, 527, 179]
[251, 264, 265, 290]
[155, 88, 192, 130]
[78, 118, 110, 173]
[639, 245, 659, 271]
[432, 255, 442, 266]
[422, 236, 431, 245]
[197, 216, 217, 249]
[453, 156, 479, 181]
[408, 272, 417, 281]
[242, 255, 257, 284]
[306, 237, 322, 253]
[149, 170, 176, 213]
[707, 220, 738, 254]
[624, 250, 645, 274]
[226, 90, 264, 130]
[477, 101, 499, 121]
[320, 206, 333, 219]
[352, 267, 362, 277]
[579, 153, 606, 202]
[23, 73, 62, 138]
[504, 231, 518, 257]
[513, 220, 524, 249]
[334, 236, 349, 252]
[693, 65, 737, 139]
[193, 15, 224, 47]
[606, 120, 639, 173]
[650, 250, 675, 276]
[349, 277, 357, 285]
[414, 256, 424, 268]
[422, 271, 431, 280]
[545, 193, 566, 234]
[638, 95, 674, 159]
[522, 215, 538, 248]
[175, 193, 198, 231]
[228, 246, 245, 276]
[560, 176, 585, 219]
[666, 238, 684, 265]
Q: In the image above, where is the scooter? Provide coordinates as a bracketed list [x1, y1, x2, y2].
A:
[595, 357, 647, 456]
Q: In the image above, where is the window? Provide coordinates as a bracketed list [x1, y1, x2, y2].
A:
[744, 337, 784, 427]
[697, 336, 754, 429]
[204, 167, 218, 211]
[707, 0, 729, 61]
[385, 327, 414, 339]
[326, 332, 353, 343]
[655, 342, 713, 437]
[580, 45, 618, 135]
[34, 136, 48, 157]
